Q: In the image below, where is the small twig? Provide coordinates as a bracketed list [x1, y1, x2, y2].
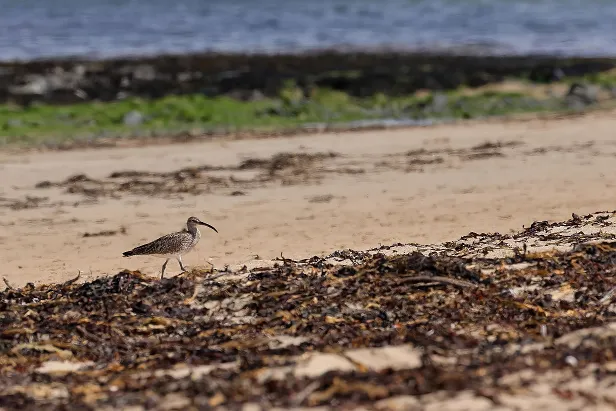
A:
[291, 380, 321, 407]
[400, 275, 478, 288]
[275, 252, 297, 265]
[207, 272, 228, 281]
[599, 287, 616, 305]
[183, 284, 202, 305]
[172, 271, 189, 279]
[339, 351, 369, 372]
[76, 325, 105, 343]
[3, 277, 14, 290]
[62, 271, 81, 287]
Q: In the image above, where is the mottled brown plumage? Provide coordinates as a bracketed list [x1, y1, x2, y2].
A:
[123, 216, 218, 278]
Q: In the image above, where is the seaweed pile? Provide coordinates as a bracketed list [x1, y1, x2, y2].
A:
[2, 225, 616, 409]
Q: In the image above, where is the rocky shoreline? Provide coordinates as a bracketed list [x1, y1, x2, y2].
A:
[3, 51, 616, 106]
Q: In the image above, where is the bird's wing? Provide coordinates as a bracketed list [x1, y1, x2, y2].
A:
[127, 232, 182, 255]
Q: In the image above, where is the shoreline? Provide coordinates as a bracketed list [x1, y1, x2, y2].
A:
[2, 49, 616, 149]
[5, 47, 616, 66]
[2, 50, 616, 107]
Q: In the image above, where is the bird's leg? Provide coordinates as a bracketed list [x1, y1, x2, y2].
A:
[161, 258, 170, 279]
[177, 255, 189, 272]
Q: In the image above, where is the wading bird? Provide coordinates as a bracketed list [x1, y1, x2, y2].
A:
[123, 216, 218, 278]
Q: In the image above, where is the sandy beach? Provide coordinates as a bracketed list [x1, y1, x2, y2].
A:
[3, 109, 616, 410]
[1, 109, 615, 286]
[5, 2, 616, 407]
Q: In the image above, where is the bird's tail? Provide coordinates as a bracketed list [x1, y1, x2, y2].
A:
[122, 250, 134, 257]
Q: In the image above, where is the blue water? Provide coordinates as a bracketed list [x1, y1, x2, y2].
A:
[1, 0, 616, 61]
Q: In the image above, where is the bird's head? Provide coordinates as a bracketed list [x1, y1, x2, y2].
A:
[187, 216, 218, 233]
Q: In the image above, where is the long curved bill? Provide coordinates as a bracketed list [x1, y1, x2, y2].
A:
[198, 221, 218, 233]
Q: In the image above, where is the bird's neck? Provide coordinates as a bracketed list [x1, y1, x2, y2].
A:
[187, 223, 200, 238]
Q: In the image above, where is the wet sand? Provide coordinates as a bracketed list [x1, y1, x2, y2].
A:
[1, 109, 616, 286]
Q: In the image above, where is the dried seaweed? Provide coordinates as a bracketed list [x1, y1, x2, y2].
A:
[22, 140, 613, 208]
[0, 196, 56, 210]
[33, 152, 344, 199]
[82, 226, 127, 238]
[2, 236, 616, 409]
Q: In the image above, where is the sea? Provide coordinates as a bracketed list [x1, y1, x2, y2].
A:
[1, 0, 615, 61]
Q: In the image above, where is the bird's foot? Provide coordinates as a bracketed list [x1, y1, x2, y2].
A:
[172, 271, 188, 279]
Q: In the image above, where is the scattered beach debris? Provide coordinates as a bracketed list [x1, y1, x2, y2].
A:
[81, 226, 127, 238]
[1, 212, 616, 409]
[32, 151, 345, 199]
[0, 196, 52, 210]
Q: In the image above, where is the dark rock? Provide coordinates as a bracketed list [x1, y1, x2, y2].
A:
[1, 52, 616, 107]
[132, 64, 157, 81]
[565, 82, 599, 109]
[529, 66, 566, 83]
[9, 74, 49, 95]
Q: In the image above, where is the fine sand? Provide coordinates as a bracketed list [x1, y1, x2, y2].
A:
[1, 110, 616, 286]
